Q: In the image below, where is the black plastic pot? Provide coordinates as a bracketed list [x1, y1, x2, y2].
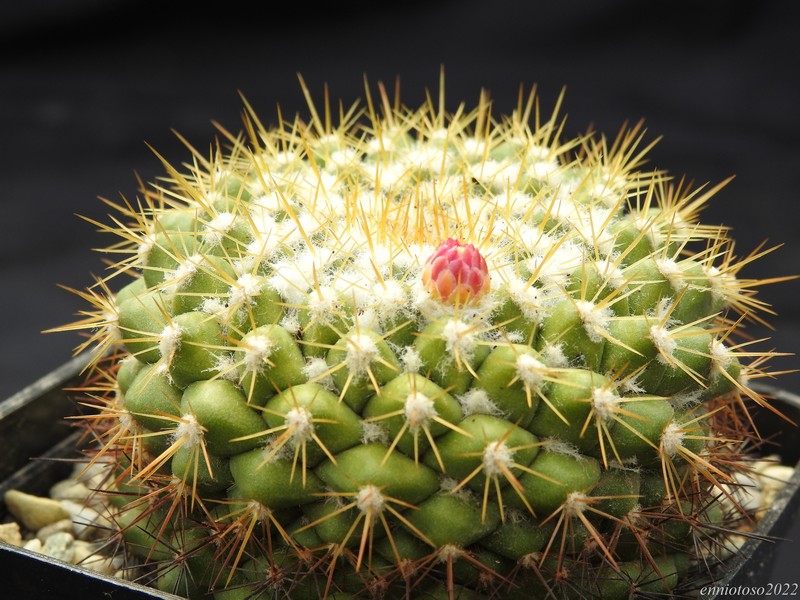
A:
[1, 357, 799, 600]
[0, 355, 178, 600]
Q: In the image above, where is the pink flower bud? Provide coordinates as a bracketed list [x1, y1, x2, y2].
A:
[421, 238, 491, 305]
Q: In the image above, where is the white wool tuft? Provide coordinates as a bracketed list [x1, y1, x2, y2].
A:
[458, 389, 504, 417]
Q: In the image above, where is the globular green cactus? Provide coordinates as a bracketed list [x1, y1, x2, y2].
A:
[54, 77, 792, 599]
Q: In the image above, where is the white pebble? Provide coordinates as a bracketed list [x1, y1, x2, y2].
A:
[731, 472, 763, 513]
[759, 464, 795, 488]
[760, 465, 796, 510]
[0, 522, 22, 546]
[42, 531, 75, 563]
[4, 489, 70, 531]
[23, 538, 43, 553]
[750, 455, 781, 476]
[71, 540, 96, 563]
[36, 518, 74, 543]
[49, 480, 92, 504]
[79, 554, 119, 576]
[59, 500, 113, 539]
[70, 460, 114, 490]
[70, 541, 119, 575]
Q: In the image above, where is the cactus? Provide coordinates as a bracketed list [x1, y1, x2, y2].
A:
[51, 77, 794, 599]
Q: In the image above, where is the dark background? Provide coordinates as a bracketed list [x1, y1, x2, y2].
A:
[1, 0, 800, 591]
[2, 0, 799, 400]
